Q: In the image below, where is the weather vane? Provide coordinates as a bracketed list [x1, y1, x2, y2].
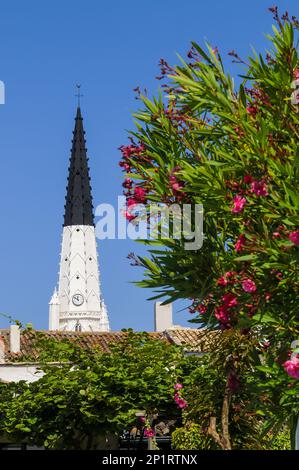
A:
[75, 84, 83, 107]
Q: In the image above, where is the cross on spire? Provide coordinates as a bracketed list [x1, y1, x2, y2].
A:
[75, 84, 83, 107]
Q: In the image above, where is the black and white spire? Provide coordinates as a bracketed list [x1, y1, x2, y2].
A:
[49, 105, 110, 332]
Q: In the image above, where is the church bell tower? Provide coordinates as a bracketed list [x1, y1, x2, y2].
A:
[49, 106, 110, 332]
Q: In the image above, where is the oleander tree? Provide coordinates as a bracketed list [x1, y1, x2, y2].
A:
[119, 7, 299, 448]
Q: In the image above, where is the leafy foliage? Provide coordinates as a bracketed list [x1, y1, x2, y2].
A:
[0, 331, 197, 449]
[172, 423, 291, 450]
[172, 423, 215, 450]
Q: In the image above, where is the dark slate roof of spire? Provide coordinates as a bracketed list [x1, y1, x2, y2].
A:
[63, 107, 94, 226]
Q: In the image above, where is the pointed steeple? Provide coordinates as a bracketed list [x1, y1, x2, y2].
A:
[49, 104, 110, 332]
[49, 287, 59, 305]
[63, 107, 94, 226]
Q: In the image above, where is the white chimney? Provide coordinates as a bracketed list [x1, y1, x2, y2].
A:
[154, 302, 173, 332]
[10, 324, 20, 354]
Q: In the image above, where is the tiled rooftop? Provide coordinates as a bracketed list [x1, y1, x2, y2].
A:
[0, 328, 215, 363]
[165, 327, 217, 351]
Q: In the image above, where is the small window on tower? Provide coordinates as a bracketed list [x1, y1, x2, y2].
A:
[75, 322, 82, 332]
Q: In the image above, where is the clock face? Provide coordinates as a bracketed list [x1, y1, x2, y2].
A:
[72, 294, 84, 306]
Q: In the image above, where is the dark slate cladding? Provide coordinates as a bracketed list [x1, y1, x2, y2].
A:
[63, 107, 94, 226]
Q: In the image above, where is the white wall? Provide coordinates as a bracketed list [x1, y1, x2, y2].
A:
[0, 364, 43, 383]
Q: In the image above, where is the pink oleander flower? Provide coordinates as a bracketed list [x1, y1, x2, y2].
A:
[169, 174, 184, 192]
[242, 279, 257, 293]
[231, 195, 247, 213]
[174, 383, 183, 390]
[134, 186, 147, 202]
[235, 234, 246, 252]
[119, 162, 131, 172]
[122, 178, 133, 189]
[124, 210, 135, 222]
[251, 180, 268, 196]
[234, 126, 244, 138]
[293, 70, 299, 80]
[198, 304, 207, 314]
[273, 231, 281, 238]
[177, 398, 188, 409]
[217, 276, 228, 286]
[217, 271, 235, 287]
[246, 105, 256, 115]
[225, 271, 235, 278]
[283, 356, 299, 379]
[289, 231, 299, 246]
[215, 305, 230, 323]
[174, 394, 188, 409]
[222, 293, 238, 308]
[243, 174, 253, 184]
[119, 143, 145, 159]
[144, 428, 155, 438]
[127, 198, 137, 208]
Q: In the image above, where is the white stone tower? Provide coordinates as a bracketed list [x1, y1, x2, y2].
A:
[49, 107, 110, 332]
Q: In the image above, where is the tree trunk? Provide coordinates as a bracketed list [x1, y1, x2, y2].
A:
[207, 379, 232, 450]
[221, 385, 232, 450]
[291, 414, 299, 450]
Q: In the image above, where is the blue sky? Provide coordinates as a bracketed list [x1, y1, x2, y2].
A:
[0, 0, 297, 331]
